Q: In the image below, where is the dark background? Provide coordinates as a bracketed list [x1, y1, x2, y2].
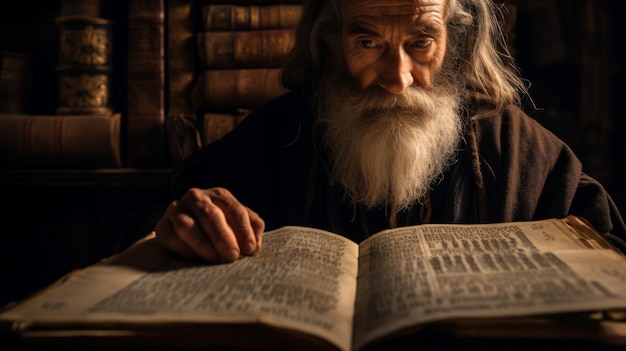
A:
[0, 0, 624, 308]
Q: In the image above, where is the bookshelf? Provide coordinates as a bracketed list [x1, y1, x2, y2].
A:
[1, 170, 169, 308]
[0, 168, 169, 187]
[0, 0, 167, 307]
[509, 0, 625, 213]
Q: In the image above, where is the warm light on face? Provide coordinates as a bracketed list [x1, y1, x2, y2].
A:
[339, 0, 448, 94]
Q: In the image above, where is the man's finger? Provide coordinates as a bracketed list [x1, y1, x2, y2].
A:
[247, 208, 265, 255]
[158, 199, 221, 262]
[207, 187, 262, 256]
[155, 215, 200, 260]
[181, 188, 242, 262]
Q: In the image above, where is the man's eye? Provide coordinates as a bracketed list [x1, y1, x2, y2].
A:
[410, 39, 431, 49]
[358, 40, 376, 49]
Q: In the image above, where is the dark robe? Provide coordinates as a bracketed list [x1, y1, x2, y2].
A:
[121, 90, 626, 253]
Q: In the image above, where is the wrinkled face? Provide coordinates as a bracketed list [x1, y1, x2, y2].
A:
[339, 0, 448, 94]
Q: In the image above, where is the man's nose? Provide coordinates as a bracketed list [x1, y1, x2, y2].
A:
[378, 47, 415, 94]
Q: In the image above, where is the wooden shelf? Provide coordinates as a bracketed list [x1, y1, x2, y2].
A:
[0, 168, 171, 187]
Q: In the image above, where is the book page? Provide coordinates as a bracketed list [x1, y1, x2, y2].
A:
[1, 227, 359, 351]
[353, 218, 626, 350]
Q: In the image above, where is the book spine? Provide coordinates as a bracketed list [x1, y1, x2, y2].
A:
[0, 113, 122, 168]
[55, 15, 115, 116]
[197, 29, 295, 69]
[0, 51, 35, 114]
[192, 69, 288, 109]
[201, 110, 251, 145]
[197, 0, 302, 5]
[165, 114, 201, 165]
[60, 0, 103, 17]
[193, 0, 302, 146]
[127, 0, 166, 167]
[167, 0, 196, 118]
[201, 4, 303, 31]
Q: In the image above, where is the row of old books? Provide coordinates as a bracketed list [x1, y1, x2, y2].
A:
[0, 0, 304, 170]
[125, 0, 167, 168]
[167, 0, 303, 163]
[0, 0, 123, 169]
[166, 0, 303, 164]
[0, 0, 177, 169]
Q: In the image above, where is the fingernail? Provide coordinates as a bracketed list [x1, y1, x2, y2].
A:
[223, 249, 240, 262]
[244, 239, 257, 254]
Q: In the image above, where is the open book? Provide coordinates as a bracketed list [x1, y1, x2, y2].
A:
[2, 216, 626, 351]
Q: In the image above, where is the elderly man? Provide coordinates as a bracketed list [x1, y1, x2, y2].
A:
[133, 0, 626, 262]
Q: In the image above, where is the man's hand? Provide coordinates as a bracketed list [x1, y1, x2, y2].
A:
[154, 187, 265, 263]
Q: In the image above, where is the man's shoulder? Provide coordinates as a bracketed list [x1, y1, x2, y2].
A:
[207, 89, 313, 152]
[466, 91, 560, 142]
[251, 90, 312, 119]
[465, 91, 578, 168]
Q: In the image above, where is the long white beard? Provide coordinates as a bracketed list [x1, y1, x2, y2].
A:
[317, 78, 463, 210]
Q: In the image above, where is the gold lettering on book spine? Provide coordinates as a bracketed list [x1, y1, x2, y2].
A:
[56, 16, 113, 67]
[57, 71, 113, 115]
[59, 73, 109, 108]
[60, 25, 111, 66]
[55, 16, 114, 115]
[204, 5, 303, 30]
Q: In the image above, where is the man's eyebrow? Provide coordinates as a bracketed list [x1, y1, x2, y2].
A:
[409, 23, 443, 36]
[346, 22, 379, 36]
[347, 21, 443, 37]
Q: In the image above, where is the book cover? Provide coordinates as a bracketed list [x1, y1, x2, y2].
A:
[0, 51, 35, 114]
[197, 0, 302, 4]
[55, 15, 115, 116]
[201, 4, 303, 31]
[167, 0, 196, 118]
[192, 68, 288, 109]
[197, 29, 295, 69]
[201, 110, 250, 145]
[0, 113, 122, 168]
[165, 113, 201, 165]
[59, 0, 104, 18]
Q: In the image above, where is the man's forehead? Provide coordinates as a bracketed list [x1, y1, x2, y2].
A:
[338, 0, 447, 17]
